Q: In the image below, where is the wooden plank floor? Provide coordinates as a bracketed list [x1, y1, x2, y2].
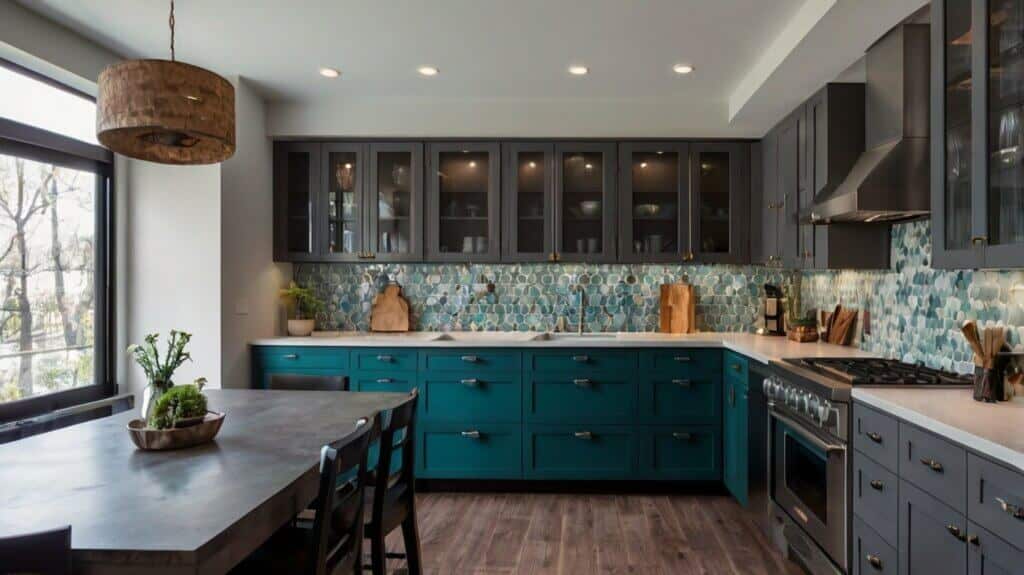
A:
[380, 492, 802, 575]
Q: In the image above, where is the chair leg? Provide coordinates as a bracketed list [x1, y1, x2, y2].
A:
[370, 530, 386, 575]
[401, 510, 423, 575]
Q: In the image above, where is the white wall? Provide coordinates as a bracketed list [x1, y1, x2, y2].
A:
[220, 77, 290, 389]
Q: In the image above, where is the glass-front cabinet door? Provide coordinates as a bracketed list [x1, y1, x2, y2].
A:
[503, 142, 554, 261]
[369, 143, 423, 262]
[554, 142, 617, 262]
[690, 142, 748, 264]
[426, 142, 501, 262]
[321, 143, 365, 261]
[274, 142, 320, 261]
[618, 142, 688, 262]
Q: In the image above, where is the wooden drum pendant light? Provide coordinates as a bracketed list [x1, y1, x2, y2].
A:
[96, 0, 235, 164]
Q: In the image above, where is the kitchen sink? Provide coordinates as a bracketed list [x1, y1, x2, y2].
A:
[530, 332, 622, 341]
[430, 332, 541, 343]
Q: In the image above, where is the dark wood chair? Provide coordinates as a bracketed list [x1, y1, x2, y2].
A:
[364, 389, 421, 575]
[0, 525, 71, 575]
[267, 372, 348, 391]
[233, 417, 376, 575]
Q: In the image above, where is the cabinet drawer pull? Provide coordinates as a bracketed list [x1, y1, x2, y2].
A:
[282, 354, 298, 360]
[672, 432, 693, 441]
[968, 534, 980, 546]
[866, 431, 882, 444]
[375, 354, 393, 363]
[573, 378, 592, 387]
[461, 355, 479, 363]
[971, 235, 988, 246]
[460, 378, 480, 387]
[376, 378, 392, 384]
[572, 355, 589, 363]
[865, 554, 883, 570]
[573, 431, 594, 440]
[946, 524, 966, 541]
[995, 497, 1024, 520]
[869, 479, 884, 491]
[731, 363, 743, 372]
[460, 430, 481, 439]
[672, 379, 692, 388]
[921, 458, 944, 473]
[673, 355, 692, 362]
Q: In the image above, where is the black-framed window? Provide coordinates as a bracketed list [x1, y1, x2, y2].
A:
[0, 59, 114, 425]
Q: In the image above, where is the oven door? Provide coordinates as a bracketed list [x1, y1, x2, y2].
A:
[770, 407, 847, 570]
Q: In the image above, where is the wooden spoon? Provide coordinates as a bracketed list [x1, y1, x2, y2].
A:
[961, 321, 985, 366]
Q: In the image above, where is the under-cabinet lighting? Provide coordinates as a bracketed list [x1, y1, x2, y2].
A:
[673, 64, 694, 75]
[319, 67, 341, 78]
[568, 65, 589, 76]
[417, 66, 439, 77]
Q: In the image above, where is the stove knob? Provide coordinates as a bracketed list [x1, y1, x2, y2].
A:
[762, 378, 772, 396]
[798, 392, 809, 413]
[817, 400, 833, 425]
[807, 395, 821, 419]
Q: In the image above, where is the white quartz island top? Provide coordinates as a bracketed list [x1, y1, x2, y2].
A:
[853, 387, 1024, 473]
[250, 331, 877, 365]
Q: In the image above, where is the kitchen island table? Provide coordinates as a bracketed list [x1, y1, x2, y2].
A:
[0, 389, 409, 575]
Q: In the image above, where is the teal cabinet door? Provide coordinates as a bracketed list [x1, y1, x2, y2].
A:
[350, 374, 417, 393]
[255, 366, 348, 389]
[251, 346, 349, 388]
[421, 350, 521, 372]
[418, 423, 522, 479]
[421, 376, 521, 423]
[525, 376, 638, 423]
[639, 376, 720, 424]
[639, 425, 721, 480]
[723, 377, 749, 505]
[351, 348, 418, 371]
[523, 424, 637, 479]
[723, 351, 749, 385]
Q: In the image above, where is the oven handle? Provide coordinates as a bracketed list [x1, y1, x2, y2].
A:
[769, 407, 846, 453]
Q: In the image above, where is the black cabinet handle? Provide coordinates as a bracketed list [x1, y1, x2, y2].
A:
[866, 554, 883, 570]
[574, 431, 594, 440]
[672, 379, 692, 388]
[866, 431, 882, 443]
[946, 524, 966, 541]
[921, 458, 944, 473]
[967, 534, 979, 546]
[572, 355, 589, 363]
[995, 497, 1024, 520]
[869, 479, 884, 491]
[671, 432, 692, 441]
[461, 355, 479, 363]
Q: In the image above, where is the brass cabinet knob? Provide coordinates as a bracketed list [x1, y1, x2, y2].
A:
[971, 236, 988, 246]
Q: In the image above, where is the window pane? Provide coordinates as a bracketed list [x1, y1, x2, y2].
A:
[0, 154, 96, 404]
[0, 66, 98, 145]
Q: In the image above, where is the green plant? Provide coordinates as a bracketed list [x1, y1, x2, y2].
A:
[279, 282, 325, 320]
[127, 330, 194, 389]
[148, 381, 208, 430]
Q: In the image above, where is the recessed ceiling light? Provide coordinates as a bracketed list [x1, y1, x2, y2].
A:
[640, 162, 648, 168]
[417, 66, 439, 77]
[584, 163, 593, 170]
[568, 65, 589, 76]
[673, 64, 694, 75]
[319, 67, 341, 78]
[343, 163, 352, 169]
[469, 161, 477, 168]
[528, 161, 537, 168]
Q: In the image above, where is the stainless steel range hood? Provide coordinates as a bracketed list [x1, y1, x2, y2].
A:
[804, 23, 930, 224]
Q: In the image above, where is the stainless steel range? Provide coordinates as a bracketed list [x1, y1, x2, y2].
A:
[764, 357, 972, 575]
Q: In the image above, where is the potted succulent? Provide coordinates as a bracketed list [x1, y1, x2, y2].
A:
[280, 281, 325, 336]
[127, 330, 206, 419]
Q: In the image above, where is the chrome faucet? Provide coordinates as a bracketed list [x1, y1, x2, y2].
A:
[574, 280, 587, 335]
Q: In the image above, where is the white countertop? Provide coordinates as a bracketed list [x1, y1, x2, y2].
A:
[853, 388, 1024, 474]
[250, 331, 877, 365]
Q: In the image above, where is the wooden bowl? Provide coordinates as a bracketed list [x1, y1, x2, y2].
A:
[787, 325, 820, 343]
[127, 412, 225, 451]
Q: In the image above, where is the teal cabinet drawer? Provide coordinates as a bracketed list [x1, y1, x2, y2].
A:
[639, 376, 720, 424]
[418, 423, 522, 479]
[352, 349, 417, 372]
[421, 350, 521, 372]
[350, 373, 416, 393]
[422, 376, 521, 423]
[255, 366, 347, 390]
[723, 351, 749, 385]
[640, 425, 721, 480]
[525, 377, 637, 423]
[644, 349, 721, 374]
[524, 425, 637, 479]
[254, 347, 348, 369]
[525, 350, 637, 372]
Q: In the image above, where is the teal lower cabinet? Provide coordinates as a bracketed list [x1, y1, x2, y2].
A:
[640, 425, 721, 480]
[524, 376, 637, 424]
[350, 373, 417, 393]
[251, 346, 350, 389]
[421, 375, 521, 423]
[722, 374, 749, 505]
[524, 424, 638, 479]
[418, 423, 522, 479]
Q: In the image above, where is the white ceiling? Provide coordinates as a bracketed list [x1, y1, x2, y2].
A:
[16, 0, 927, 138]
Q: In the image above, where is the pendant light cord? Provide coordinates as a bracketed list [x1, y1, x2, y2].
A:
[169, 0, 176, 62]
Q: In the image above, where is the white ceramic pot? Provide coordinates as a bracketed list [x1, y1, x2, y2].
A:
[287, 319, 316, 337]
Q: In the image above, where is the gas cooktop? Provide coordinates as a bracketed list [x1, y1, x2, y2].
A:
[781, 357, 973, 387]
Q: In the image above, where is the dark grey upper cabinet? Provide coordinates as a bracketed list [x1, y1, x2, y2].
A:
[502, 142, 554, 262]
[690, 142, 748, 264]
[368, 142, 423, 262]
[618, 142, 689, 263]
[806, 84, 865, 203]
[554, 142, 617, 263]
[426, 142, 501, 262]
[933, 0, 1024, 269]
[274, 142, 320, 262]
[777, 113, 802, 269]
[757, 128, 782, 266]
[320, 142, 366, 262]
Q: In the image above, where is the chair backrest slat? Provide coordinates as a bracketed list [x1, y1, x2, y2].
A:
[371, 389, 419, 522]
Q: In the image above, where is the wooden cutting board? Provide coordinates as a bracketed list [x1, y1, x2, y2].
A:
[370, 284, 410, 332]
[659, 283, 696, 334]
[825, 305, 858, 345]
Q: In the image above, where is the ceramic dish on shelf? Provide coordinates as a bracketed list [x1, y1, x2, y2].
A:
[634, 203, 659, 217]
[580, 201, 601, 217]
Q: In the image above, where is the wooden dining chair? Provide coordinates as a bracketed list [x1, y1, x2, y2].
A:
[232, 417, 376, 575]
[0, 525, 71, 575]
[363, 389, 421, 575]
[267, 372, 348, 391]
